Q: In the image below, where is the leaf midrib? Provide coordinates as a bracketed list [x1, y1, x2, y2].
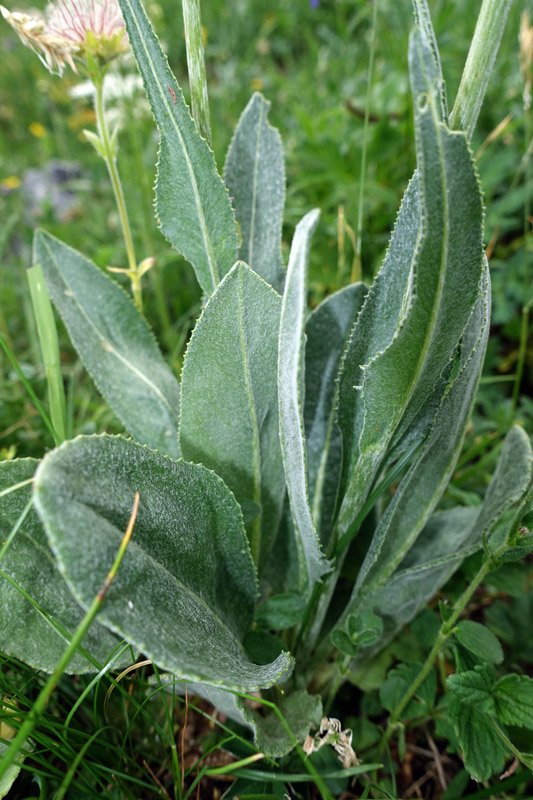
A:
[122, 0, 220, 292]
[41, 236, 178, 427]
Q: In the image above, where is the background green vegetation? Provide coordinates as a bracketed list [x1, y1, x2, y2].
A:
[0, 0, 531, 797]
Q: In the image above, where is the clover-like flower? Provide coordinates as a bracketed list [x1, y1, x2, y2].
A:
[1, 0, 127, 76]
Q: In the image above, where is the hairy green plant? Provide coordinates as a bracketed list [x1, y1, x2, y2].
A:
[1, 0, 531, 789]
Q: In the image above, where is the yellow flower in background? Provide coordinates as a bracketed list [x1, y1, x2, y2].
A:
[1, 175, 21, 190]
[29, 121, 47, 138]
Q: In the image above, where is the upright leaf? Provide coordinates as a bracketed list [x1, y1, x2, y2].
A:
[34, 435, 293, 691]
[304, 283, 366, 542]
[347, 265, 490, 596]
[117, 0, 238, 295]
[278, 210, 330, 595]
[35, 231, 181, 459]
[0, 459, 124, 673]
[180, 262, 284, 569]
[224, 93, 285, 291]
[336, 26, 483, 541]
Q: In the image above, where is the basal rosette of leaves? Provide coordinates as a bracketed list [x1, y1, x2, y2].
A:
[1, 0, 532, 770]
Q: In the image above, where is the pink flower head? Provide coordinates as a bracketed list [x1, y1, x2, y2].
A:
[46, 0, 125, 47]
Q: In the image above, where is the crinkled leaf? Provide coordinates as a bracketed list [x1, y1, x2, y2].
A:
[336, 26, 483, 540]
[224, 93, 285, 291]
[278, 210, 330, 595]
[455, 621, 503, 665]
[242, 690, 322, 759]
[33, 435, 293, 691]
[447, 665, 497, 714]
[34, 231, 180, 459]
[305, 283, 366, 544]
[494, 674, 533, 729]
[117, 0, 238, 295]
[449, 699, 507, 782]
[0, 459, 124, 673]
[180, 262, 284, 569]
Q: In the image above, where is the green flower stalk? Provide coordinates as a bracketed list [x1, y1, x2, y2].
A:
[1, 0, 146, 311]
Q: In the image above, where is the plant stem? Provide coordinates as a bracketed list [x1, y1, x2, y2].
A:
[93, 75, 143, 312]
[449, 0, 513, 141]
[0, 492, 140, 783]
[27, 264, 67, 445]
[354, 0, 379, 282]
[511, 302, 530, 411]
[383, 554, 494, 744]
[181, 0, 211, 144]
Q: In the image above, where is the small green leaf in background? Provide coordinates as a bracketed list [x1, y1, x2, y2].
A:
[224, 93, 285, 291]
[448, 699, 507, 782]
[380, 663, 436, 719]
[180, 262, 284, 569]
[494, 674, 533, 729]
[256, 593, 306, 630]
[34, 435, 293, 691]
[454, 620, 504, 664]
[35, 231, 181, 459]
[118, 0, 238, 295]
[243, 690, 322, 759]
[332, 610, 384, 656]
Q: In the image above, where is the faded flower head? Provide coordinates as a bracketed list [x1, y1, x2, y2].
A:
[1, 0, 127, 76]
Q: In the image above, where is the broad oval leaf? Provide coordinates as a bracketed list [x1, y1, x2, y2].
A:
[278, 210, 330, 595]
[118, 0, 238, 295]
[336, 26, 484, 540]
[455, 621, 504, 665]
[224, 93, 285, 291]
[180, 262, 284, 569]
[33, 435, 293, 691]
[0, 459, 124, 673]
[35, 230, 181, 459]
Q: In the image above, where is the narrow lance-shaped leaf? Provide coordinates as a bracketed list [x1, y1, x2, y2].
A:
[353, 424, 532, 660]
[34, 435, 293, 691]
[304, 283, 367, 544]
[224, 93, 286, 291]
[335, 26, 483, 542]
[117, 0, 238, 295]
[278, 210, 330, 595]
[180, 262, 285, 570]
[35, 231, 181, 459]
[349, 264, 490, 596]
[336, 5, 447, 505]
[0, 459, 125, 673]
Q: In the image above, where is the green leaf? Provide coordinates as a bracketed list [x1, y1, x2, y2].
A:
[350, 264, 490, 593]
[242, 690, 322, 759]
[224, 93, 285, 291]
[34, 231, 180, 459]
[494, 674, 533, 729]
[154, 674, 253, 729]
[475, 426, 532, 542]
[336, 25, 483, 541]
[304, 283, 366, 544]
[117, 0, 238, 295]
[180, 262, 284, 569]
[380, 663, 436, 719]
[447, 665, 497, 714]
[448, 699, 507, 782]
[256, 593, 306, 630]
[278, 210, 330, 595]
[33, 435, 293, 691]
[0, 459, 124, 673]
[455, 621, 504, 665]
[0, 741, 31, 800]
